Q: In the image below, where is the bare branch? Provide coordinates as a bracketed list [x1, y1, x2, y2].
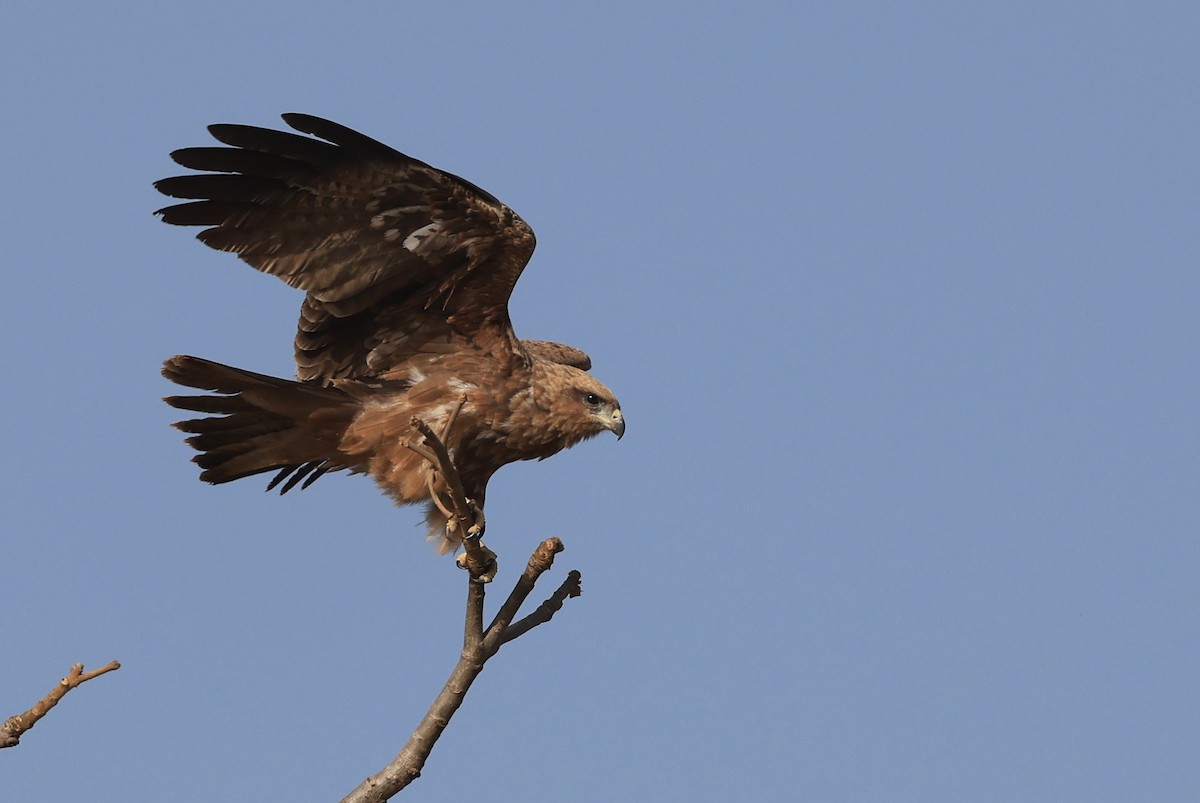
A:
[500, 570, 583, 645]
[340, 538, 581, 801]
[341, 641, 486, 802]
[1, 661, 121, 749]
[483, 538, 565, 655]
[402, 440, 440, 467]
[464, 574, 485, 651]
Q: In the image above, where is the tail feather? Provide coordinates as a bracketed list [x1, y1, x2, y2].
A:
[162, 355, 358, 488]
[267, 460, 329, 494]
[164, 394, 251, 415]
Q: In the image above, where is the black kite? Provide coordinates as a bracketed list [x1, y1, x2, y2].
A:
[156, 114, 623, 552]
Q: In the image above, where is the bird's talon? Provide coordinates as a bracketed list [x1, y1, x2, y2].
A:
[455, 550, 498, 583]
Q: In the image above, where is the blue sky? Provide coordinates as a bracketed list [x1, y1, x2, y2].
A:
[4, 3, 1197, 801]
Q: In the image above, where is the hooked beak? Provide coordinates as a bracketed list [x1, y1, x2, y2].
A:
[609, 408, 625, 440]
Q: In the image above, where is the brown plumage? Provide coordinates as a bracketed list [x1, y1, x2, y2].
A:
[157, 114, 623, 552]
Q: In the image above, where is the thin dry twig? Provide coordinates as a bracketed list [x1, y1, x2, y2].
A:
[500, 570, 583, 645]
[483, 538, 566, 653]
[438, 393, 468, 446]
[1, 661, 121, 749]
[407, 413, 472, 524]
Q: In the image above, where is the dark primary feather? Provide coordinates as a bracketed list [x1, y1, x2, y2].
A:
[154, 114, 538, 383]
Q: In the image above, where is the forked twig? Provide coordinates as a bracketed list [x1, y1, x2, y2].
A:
[500, 569, 583, 645]
[1, 661, 121, 749]
[341, 538, 580, 802]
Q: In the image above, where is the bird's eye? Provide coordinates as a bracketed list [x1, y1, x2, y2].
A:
[584, 392, 602, 406]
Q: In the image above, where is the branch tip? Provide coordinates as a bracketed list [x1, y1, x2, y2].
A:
[2, 660, 121, 749]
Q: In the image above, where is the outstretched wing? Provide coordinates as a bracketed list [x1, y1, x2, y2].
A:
[155, 114, 535, 382]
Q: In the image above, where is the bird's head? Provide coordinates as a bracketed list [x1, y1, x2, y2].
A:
[533, 362, 624, 445]
[575, 376, 624, 440]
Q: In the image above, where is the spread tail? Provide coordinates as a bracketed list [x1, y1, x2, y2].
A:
[162, 355, 358, 491]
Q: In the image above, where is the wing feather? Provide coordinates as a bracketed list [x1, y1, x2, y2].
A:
[155, 114, 536, 382]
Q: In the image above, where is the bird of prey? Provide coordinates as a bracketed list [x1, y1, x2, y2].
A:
[156, 114, 624, 553]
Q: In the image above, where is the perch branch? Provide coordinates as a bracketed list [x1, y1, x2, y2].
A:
[339, 537, 580, 802]
[1, 661, 121, 749]
[464, 571, 485, 650]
